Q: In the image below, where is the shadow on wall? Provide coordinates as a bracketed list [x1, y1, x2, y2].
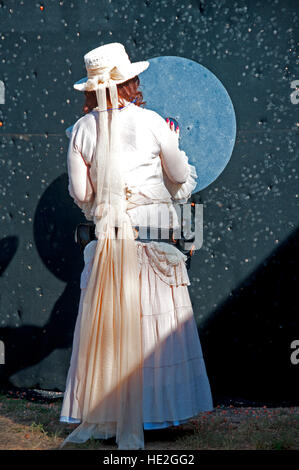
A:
[200, 226, 299, 406]
[0, 236, 19, 278]
[0, 174, 86, 389]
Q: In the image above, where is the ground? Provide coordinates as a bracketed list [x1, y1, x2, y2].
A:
[0, 391, 298, 450]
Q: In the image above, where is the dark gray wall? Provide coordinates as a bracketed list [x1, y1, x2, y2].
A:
[0, 0, 298, 404]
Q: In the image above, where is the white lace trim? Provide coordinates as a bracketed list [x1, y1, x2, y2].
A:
[79, 239, 190, 289]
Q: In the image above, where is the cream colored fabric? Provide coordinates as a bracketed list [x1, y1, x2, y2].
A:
[63, 102, 199, 450]
[61, 88, 144, 450]
[60, 238, 214, 431]
[67, 100, 198, 227]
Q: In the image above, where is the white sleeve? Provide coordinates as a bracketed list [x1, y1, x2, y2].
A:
[67, 120, 95, 203]
[150, 112, 189, 184]
[149, 112, 198, 202]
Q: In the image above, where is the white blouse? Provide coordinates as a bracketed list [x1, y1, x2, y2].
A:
[67, 99, 197, 230]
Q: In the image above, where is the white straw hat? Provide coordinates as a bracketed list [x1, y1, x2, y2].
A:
[73, 42, 149, 92]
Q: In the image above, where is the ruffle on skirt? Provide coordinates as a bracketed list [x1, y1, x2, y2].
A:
[136, 241, 190, 287]
[79, 239, 190, 290]
[135, 240, 213, 424]
[60, 237, 213, 439]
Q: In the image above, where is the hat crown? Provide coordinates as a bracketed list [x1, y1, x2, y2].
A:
[73, 42, 149, 91]
[84, 43, 131, 71]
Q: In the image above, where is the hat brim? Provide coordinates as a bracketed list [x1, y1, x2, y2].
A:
[73, 61, 150, 91]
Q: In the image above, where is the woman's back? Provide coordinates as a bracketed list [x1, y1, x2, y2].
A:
[61, 43, 213, 451]
[67, 100, 197, 229]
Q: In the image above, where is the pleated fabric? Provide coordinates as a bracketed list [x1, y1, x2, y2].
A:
[60, 238, 214, 437]
[59, 84, 144, 450]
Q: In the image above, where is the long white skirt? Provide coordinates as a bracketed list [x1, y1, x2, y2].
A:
[60, 238, 213, 431]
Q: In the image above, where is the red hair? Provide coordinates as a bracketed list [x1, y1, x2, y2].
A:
[82, 75, 146, 114]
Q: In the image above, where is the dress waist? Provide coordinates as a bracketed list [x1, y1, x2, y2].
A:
[125, 182, 173, 210]
[88, 225, 178, 243]
[132, 226, 178, 243]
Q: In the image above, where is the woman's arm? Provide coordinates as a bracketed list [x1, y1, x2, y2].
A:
[67, 142, 95, 203]
[151, 113, 189, 184]
[159, 132, 189, 184]
[150, 113, 197, 202]
[67, 118, 95, 203]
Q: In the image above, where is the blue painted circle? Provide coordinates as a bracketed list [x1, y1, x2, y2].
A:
[139, 56, 237, 193]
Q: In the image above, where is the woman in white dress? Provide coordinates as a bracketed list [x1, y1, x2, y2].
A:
[59, 43, 213, 450]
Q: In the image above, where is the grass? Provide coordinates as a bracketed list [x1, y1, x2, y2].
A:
[0, 392, 298, 450]
[175, 407, 299, 450]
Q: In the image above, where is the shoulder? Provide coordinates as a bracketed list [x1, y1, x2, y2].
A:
[72, 112, 97, 134]
[133, 106, 168, 132]
[69, 112, 96, 149]
[134, 106, 164, 123]
[136, 106, 169, 143]
[68, 112, 96, 164]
